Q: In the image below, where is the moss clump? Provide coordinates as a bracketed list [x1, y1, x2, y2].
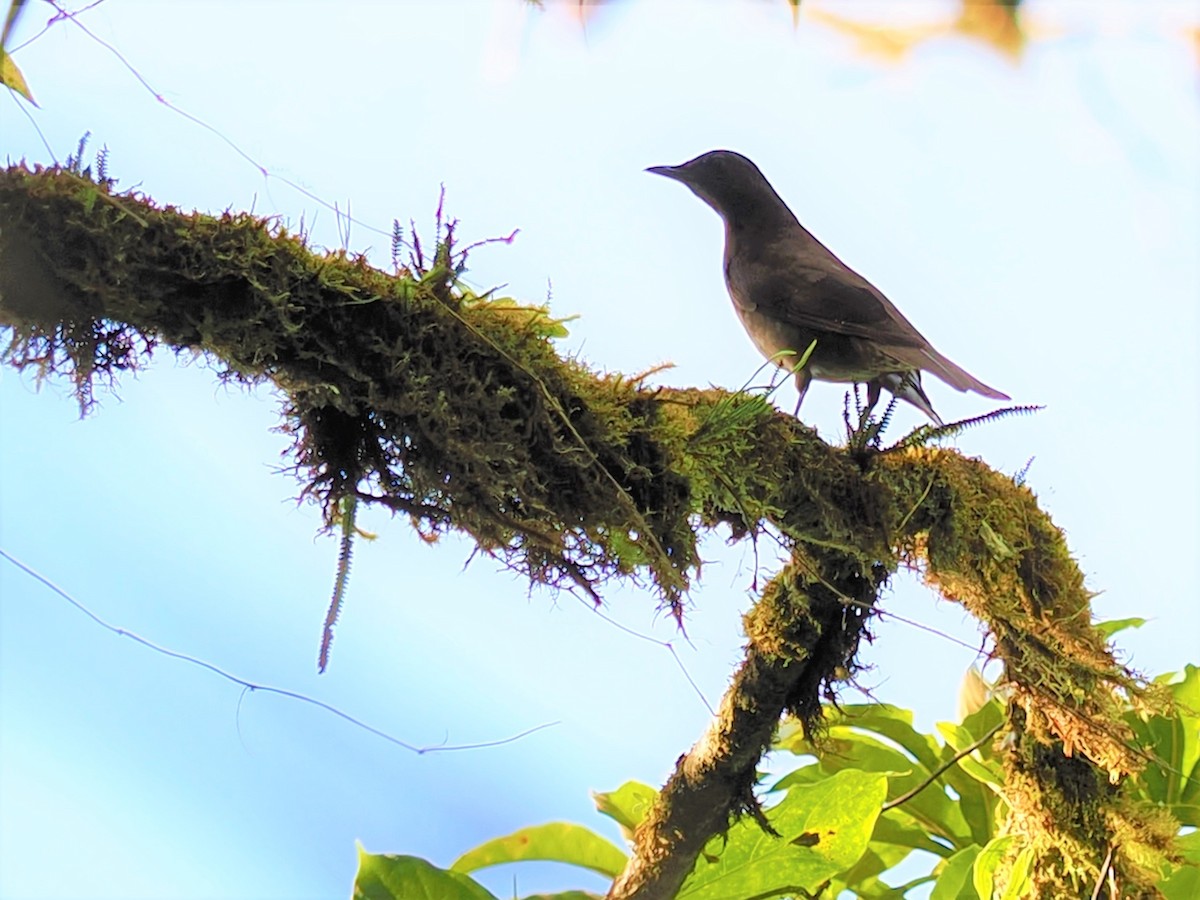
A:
[0, 163, 702, 612]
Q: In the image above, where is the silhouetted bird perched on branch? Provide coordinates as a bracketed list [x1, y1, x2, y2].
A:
[647, 150, 1008, 424]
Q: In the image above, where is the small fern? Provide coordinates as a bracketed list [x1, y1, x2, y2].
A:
[318, 495, 358, 674]
[391, 218, 405, 274]
[883, 405, 1044, 453]
[64, 132, 91, 174]
[96, 144, 109, 185]
[1013, 455, 1036, 487]
[843, 384, 901, 453]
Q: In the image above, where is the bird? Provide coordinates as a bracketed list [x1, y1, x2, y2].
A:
[646, 150, 1009, 425]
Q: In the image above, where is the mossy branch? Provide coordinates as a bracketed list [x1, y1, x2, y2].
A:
[0, 163, 1174, 898]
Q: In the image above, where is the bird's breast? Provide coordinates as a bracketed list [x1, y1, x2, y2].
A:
[731, 301, 805, 362]
[727, 287, 895, 383]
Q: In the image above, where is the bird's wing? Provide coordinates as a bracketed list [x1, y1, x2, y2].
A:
[746, 265, 1009, 398]
[736, 260, 932, 350]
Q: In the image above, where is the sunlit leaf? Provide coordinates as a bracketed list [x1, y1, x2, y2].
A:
[593, 781, 657, 837]
[972, 835, 1017, 900]
[353, 846, 496, 900]
[0, 49, 34, 104]
[1094, 616, 1147, 639]
[1000, 845, 1034, 900]
[450, 822, 626, 879]
[678, 769, 888, 899]
[929, 845, 981, 900]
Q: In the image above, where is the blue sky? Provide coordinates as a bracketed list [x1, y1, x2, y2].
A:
[1, 2, 1197, 898]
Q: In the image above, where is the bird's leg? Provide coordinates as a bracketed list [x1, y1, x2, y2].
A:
[864, 380, 882, 418]
[792, 367, 813, 417]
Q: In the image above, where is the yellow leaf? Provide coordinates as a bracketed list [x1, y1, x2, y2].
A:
[0, 49, 34, 105]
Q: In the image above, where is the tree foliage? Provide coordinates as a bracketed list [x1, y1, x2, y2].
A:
[353, 661, 1199, 898]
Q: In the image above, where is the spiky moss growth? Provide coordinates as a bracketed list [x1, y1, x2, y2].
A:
[1103, 793, 1184, 892]
[742, 552, 886, 731]
[0, 163, 698, 612]
[679, 387, 892, 558]
[999, 714, 1180, 898]
[876, 445, 1150, 777]
[875, 445, 1176, 894]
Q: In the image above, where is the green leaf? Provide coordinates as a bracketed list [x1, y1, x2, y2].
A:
[829, 842, 915, 897]
[972, 835, 1017, 900]
[999, 845, 1034, 900]
[678, 769, 888, 900]
[1170, 666, 1200, 809]
[872, 809, 954, 857]
[1094, 616, 1147, 638]
[1163, 833, 1200, 900]
[952, 752, 1004, 790]
[885, 872, 939, 896]
[450, 822, 626, 879]
[1172, 804, 1200, 826]
[1176, 828, 1200, 864]
[1162, 865, 1200, 900]
[978, 520, 1016, 561]
[469, 295, 574, 339]
[353, 846, 497, 900]
[593, 781, 657, 835]
[955, 700, 1005, 747]
[773, 731, 915, 796]
[779, 709, 975, 849]
[882, 773, 973, 850]
[931, 720, 1002, 848]
[930, 845, 981, 900]
[937, 703, 1004, 803]
[941, 776, 999, 849]
[835, 705, 945, 772]
[1125, 666, 1200, 820]
[769, 761, 826, 791]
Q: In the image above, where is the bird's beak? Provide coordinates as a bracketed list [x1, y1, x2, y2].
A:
[646, 164, 686, 182]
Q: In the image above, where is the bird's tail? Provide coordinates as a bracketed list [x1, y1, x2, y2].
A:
[913, 348, 1009, 400]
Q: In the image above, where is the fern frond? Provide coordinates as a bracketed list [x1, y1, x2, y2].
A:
[391, 219, 404, 274]
[65, 132, 90, 173]
[318, 495, 357, 674]
[884, 405, 1044, 453]
[1014, 455, 1035, 487]
[843, 386, 898, 453]
[96, 145, 109, 184]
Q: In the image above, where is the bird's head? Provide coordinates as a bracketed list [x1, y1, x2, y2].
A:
[647, 150, 791, 226]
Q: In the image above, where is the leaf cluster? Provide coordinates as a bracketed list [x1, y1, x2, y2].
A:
[351, 663, 1199, 898]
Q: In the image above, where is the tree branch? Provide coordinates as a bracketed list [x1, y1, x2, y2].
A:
[607, 558, 881, 900]
[0, 163, 1171, 897]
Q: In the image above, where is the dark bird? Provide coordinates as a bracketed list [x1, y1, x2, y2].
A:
[647, 150, 1009, 424]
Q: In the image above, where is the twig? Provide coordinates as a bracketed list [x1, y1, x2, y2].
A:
[881, 721, 1003, 812]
